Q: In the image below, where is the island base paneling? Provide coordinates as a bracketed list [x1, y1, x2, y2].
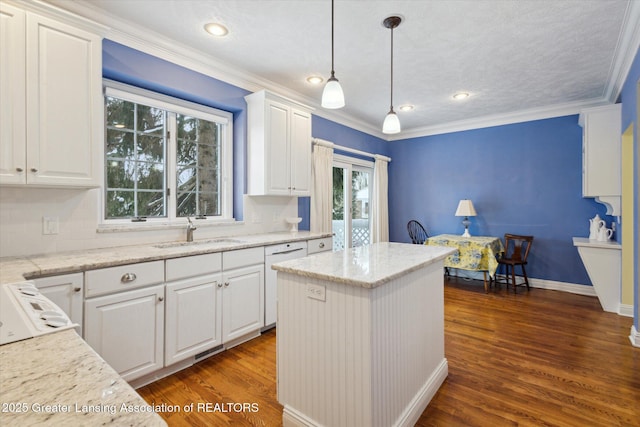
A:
[277, 264, 447, 427]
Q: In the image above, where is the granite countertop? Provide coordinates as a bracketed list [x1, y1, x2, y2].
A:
[0, 231, 332, 284]
[0, 330, 166, 426]
[0, 231, 331, 426]
[272, 242, 455, 288]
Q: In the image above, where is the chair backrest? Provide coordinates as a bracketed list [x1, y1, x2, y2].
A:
[407, 220, 428, 244]
[503, 234, 534, 262]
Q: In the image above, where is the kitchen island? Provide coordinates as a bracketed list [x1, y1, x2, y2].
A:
[272, 242, 455, 427]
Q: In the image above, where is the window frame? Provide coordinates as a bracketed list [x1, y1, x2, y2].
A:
[102, 80, 233, 225]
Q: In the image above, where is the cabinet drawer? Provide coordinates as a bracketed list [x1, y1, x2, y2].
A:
[223, 247, 264, 270]
[166, 253, 222, 282]
[307, 237, 333, 254]
[85, 260, 164, 298]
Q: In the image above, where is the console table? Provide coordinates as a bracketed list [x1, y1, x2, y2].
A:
[425, 234, 505, 292]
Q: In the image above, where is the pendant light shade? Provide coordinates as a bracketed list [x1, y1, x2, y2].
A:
[382, 16, 402, 134]
[383, 108, 401, 134]
[322, 0, 345, 109]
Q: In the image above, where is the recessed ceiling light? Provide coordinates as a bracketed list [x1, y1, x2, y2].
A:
[398, 104, 414, 112]
[306, 76, 324, 85]
[204, 22, 229, 37]
[453, 92, 470, 100]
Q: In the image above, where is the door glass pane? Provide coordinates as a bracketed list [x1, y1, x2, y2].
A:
[351, 169, 371, 248]
[332, 166, 347, 251]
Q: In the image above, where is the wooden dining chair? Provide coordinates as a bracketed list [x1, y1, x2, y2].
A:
[497, 234, 534, 292]
[407, 220, 428, 244]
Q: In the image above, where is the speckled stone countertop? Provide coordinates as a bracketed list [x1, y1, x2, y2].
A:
[0, 231, 330, 426]
[272, 242, 455, 288]
[0, 231, 331, 284]
[0, 330, 166, 426]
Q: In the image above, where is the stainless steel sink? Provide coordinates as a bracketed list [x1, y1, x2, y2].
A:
[153, 238, 246, 249]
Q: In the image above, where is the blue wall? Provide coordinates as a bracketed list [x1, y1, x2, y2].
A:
[387, 116, 613, 285]
[619, 47, 639, 329]
[102, 40, 251, 220]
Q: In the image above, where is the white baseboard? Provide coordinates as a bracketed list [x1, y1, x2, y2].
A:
[630, 325, 640, 348]
[528, 277, 597, 296]
[395, 358, 448, 427]
[619, 304, 635, 318]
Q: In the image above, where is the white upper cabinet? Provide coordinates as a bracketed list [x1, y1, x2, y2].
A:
[579, 104, 622, 215]
[0, 3, 103, 187]
[245, 90, 312, 196]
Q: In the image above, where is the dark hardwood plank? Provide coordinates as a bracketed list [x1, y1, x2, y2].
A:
[138, 277, 640, 426]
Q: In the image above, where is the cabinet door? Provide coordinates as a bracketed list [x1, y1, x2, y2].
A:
[266, 100, 291, 195]
[165, 274, 223, 365]
[25, 12, 102, 187]
[0, 3, 26, 185]
[85, 285, 164, 382]
[222, 264, 264, 343]
[33, 273, 84, 336]
[289, 107, 311, 196]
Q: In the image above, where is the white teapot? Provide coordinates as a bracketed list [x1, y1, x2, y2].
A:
[597, 226, 613, 242]
[589, 214, 604, 240]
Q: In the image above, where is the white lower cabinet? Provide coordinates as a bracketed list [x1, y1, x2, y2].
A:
[165, 273, 223, 365]
[222, 264, 264, 343]
[33, 272, 84, 335]
[84, 285, 164, 382]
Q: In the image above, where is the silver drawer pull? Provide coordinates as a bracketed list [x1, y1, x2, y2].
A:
[224, 282, 230, 287]
[120, 273, 137, 283]
[16, 167, 24, 172]
[158, 296, 164, 302]
[217, 282, 223, 288]
[74, 287, 82, 292]
[319, 242, 325, 248]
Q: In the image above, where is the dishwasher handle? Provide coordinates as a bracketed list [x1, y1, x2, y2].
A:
[269, 247, 306, 256]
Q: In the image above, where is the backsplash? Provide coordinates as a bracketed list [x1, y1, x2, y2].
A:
[0, 187, 297, 257]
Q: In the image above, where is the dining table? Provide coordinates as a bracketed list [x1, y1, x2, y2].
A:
[425, 234, 505, 292]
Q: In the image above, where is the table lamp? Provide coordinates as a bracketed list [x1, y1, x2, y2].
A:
[455, 199, 477, 237]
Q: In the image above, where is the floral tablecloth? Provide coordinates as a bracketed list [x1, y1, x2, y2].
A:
[425, 234, 505, 277]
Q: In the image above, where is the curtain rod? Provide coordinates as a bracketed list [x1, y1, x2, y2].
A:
[312, 138, 391, 162]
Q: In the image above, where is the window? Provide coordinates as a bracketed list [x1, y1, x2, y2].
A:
[332, 155, 373, 251]
[104, 82, 233, 223]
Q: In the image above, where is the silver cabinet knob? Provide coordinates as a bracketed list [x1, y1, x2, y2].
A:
[319, 242, 325, 248]
[74, 287, 81, 292]
[120, 273, 137, 283]
[15, 167, 23, 172]
[158, 296, 164, 302]
[30, 168, 38, 173]
[224, 282, 230, 287]
[217, 282, 223, 288]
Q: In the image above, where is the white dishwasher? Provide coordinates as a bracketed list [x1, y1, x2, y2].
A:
[264, 241, 308, 329]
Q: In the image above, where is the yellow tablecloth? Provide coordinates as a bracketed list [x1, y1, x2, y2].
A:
[425, 234, 505, 277]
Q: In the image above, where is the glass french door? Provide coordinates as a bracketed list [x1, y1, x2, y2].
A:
[332, 156, 373, 251]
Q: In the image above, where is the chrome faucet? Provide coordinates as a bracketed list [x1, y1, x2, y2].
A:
[186, 217, 197, 242]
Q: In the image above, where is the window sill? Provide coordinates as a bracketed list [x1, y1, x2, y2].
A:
[97, 218, 243, 234]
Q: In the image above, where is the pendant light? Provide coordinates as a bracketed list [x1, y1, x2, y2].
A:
[321, 0, 345, 109]
[382, 16, 402, 134]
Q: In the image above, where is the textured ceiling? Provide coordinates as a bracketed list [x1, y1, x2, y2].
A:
[45, 0, 638, 139]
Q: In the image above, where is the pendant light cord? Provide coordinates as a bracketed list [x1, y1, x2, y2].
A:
[390, 24, 394, 110]
[331, 0, 335, 76]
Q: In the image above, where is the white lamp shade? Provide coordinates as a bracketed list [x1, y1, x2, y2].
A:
[455, 199, 477, 217]
[382, 110, 401, 134]
[321, 78, 345, 109]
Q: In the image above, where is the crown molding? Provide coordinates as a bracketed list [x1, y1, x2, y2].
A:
[389, 98, 612, 141]
[606, 0, 640, 102]
[8, 0, 108, 34]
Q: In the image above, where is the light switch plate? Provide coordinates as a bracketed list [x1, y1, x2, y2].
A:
[42, 216, 59, 235]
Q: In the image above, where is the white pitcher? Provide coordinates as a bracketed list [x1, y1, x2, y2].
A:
[597, 227, 613, 242]
[589, 214, 604, 240]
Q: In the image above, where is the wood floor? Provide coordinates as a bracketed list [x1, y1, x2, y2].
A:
[138, 277, 640, 426]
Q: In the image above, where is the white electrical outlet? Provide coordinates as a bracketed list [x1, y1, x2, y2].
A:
[42, 216, 59, 235]
[306, 284, 326, 302]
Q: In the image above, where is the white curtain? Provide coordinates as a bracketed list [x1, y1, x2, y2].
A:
[311, 139, 334, 233]
[371, 154, 390, 243]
